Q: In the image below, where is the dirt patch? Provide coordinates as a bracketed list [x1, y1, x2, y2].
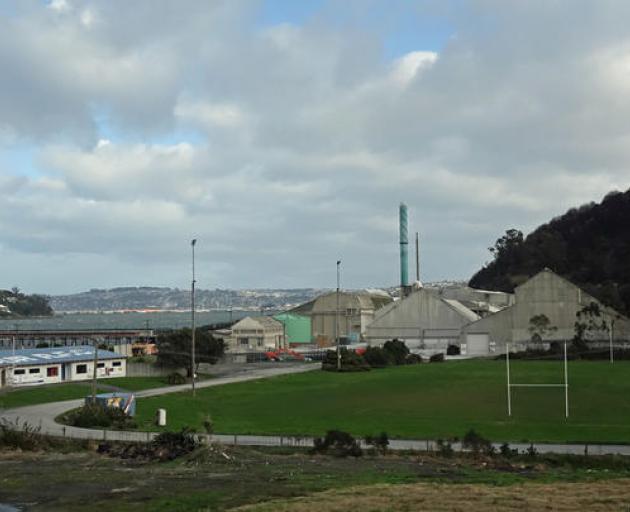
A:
[231, 479, 630, 511]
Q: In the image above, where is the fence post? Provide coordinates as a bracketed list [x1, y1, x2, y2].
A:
[103, 429, 107, 441]
[62, 426, 66, 438]
[233, 434, 237, 445]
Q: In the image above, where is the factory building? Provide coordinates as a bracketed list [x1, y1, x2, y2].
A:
[0, 329, 155, 357]
[226, 316, 286, 352]
[310, 291, 392, 346]
[273, 313, 312, 346]
[0, 347, 127, 388]
[365, 285, 480, 352]
[461, 268, 630, 355]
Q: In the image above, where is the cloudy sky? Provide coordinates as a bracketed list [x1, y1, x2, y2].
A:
[2, 0, 630, 295]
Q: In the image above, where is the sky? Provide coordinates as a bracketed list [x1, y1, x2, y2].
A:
[2, 0, 630, 295]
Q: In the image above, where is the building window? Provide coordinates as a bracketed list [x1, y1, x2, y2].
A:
[14, 369, 25, 375]
[97, 362, 105, 368]
[257, 338, 263, 347]
[47, 367, 59, 377]
[76, 364, 88, 374]
[239, 338, 249, 346]
[112, 361, 121, 367]
[29, 368, 40, 374]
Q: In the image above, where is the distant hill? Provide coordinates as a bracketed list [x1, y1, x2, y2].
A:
[469, 189, 630, 314]
[49, 287, 326, 312]
[0, 288, 53, 317]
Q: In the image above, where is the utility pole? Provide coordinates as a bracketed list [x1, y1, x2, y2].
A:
[191, 238, 197, 396]
[91, 339, 98, 402]
[336, 260, 341, 371]
[415, 232, 420, 282]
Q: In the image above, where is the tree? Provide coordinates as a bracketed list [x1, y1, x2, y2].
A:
[573, 302, 609, 351]
[488, 229, 524, 260]
[157, 328, 224, 376]
[528, 314, 557, 343]
[383, 339, 409, 365]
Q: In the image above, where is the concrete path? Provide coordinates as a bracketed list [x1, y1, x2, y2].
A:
[3, 362, 630, 456]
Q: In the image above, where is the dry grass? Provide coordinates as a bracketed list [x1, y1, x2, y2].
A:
[231, 479, 630, 511]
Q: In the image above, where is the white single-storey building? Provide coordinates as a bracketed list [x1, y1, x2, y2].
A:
[0, 347, 127, 388]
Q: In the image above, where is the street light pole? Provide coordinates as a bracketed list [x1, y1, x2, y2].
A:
[336, 260, 341, 371]
[191, 238, 197, 396]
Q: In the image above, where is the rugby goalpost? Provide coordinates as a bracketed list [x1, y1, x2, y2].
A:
[506, 341, 569, 418]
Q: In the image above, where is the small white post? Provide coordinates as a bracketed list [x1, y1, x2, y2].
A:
[506, 343, 512, 417]
[609, 319, 614, 364]
[564, 341, 569, 419]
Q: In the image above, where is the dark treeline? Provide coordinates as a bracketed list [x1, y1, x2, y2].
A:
[0, 288, 53, 317]
[469, 189, 630, 314]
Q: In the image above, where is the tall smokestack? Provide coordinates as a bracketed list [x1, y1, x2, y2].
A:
[415, 231, 420, 282]
[399, 203, 409, 290]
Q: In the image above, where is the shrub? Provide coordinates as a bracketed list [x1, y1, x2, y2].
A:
[0, 419, 45, 450]
[63, 405, 137, 429]
[322, 348, 370, 372]
[365, 432, 389, 453]
[405, 353, 423, 364]
[526, 443, 538, 457]
[383, 339, 409, 365]
[430, 353, 445, 363]
[363, 346, 392, 368]
[312, 430, 362, 457]
[152, 428, 198, 460]
[167, 372, 186, 385]
[202, 414, 214, 435]
[436, 438, 454, 457]
[446, 344, 460, 355]
[500, 442, 518, 458]
[462, 429, 494, 456]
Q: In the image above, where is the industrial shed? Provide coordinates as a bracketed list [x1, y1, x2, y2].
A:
[365, 287, 480, 352]
[0, 347, 127, 388]
[310, 291, 392, 345]
[227, 316, 286, 352]
[461, 268, 630, 355]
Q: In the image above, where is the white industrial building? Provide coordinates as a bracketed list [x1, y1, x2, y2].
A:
[310, 290, 392, 345]
[225, 316, 286, 352]
[365, 285, 481, 354]
[0, 347, 127, 388]
[461, 268, 630, 355]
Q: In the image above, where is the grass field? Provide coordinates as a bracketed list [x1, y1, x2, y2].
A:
[0, 376, 169, 409]
[132, 360, 630, 443]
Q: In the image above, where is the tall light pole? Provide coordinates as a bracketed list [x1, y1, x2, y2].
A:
[191, 238, 197, 396]
[336, 260, 341, 371]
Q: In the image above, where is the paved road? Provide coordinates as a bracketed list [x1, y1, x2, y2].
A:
[3, 362, 630, 456]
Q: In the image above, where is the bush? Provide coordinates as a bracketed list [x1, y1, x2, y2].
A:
[151, 428, 198, 460]
[167, 372, 186, 385]
[430, 353, 445, 363]
[500, 442, 518, 458]
[436, 438, 454, 457]
[312, 430, 363, 457]
[462, 429, 494, 456]
[0, 419, 84, 452]
[526, 443, 538, 457]
[446, 344, 460, 355]
[405, 353, 423, 364]
[363, 347, 393, 368]
[63, 405, 137, 429]
[365, 432, 389, 453]
[383, 339, 409, 365]
[322, 348, 370, 372]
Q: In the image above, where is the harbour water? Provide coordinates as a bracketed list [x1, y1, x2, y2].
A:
[0, 310, 254, 331]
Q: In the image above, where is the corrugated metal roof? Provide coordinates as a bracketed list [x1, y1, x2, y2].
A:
[0, 347, 125, 367]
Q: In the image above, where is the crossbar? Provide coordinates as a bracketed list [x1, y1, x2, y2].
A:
[510, 384, 567, 388]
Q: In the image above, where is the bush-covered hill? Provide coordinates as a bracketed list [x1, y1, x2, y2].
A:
[469, 189, 630, 314]
[0, 288, 53, 317]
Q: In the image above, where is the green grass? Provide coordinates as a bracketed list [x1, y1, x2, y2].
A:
[133, 360, 630, 444]
[0, 376, 170, 409]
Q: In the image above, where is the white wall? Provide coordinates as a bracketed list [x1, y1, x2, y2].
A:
[69, 359, 126, 381]
[10, 364, 62, 386]
[9, 359, 126, 386]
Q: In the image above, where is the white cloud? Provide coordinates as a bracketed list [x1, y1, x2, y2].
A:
[3, 1, 630, 293]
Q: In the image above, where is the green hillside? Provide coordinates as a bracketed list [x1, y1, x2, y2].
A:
[469, 189, 630, 314]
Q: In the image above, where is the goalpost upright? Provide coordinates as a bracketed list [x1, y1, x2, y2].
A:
[506, 341, 569, 419]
